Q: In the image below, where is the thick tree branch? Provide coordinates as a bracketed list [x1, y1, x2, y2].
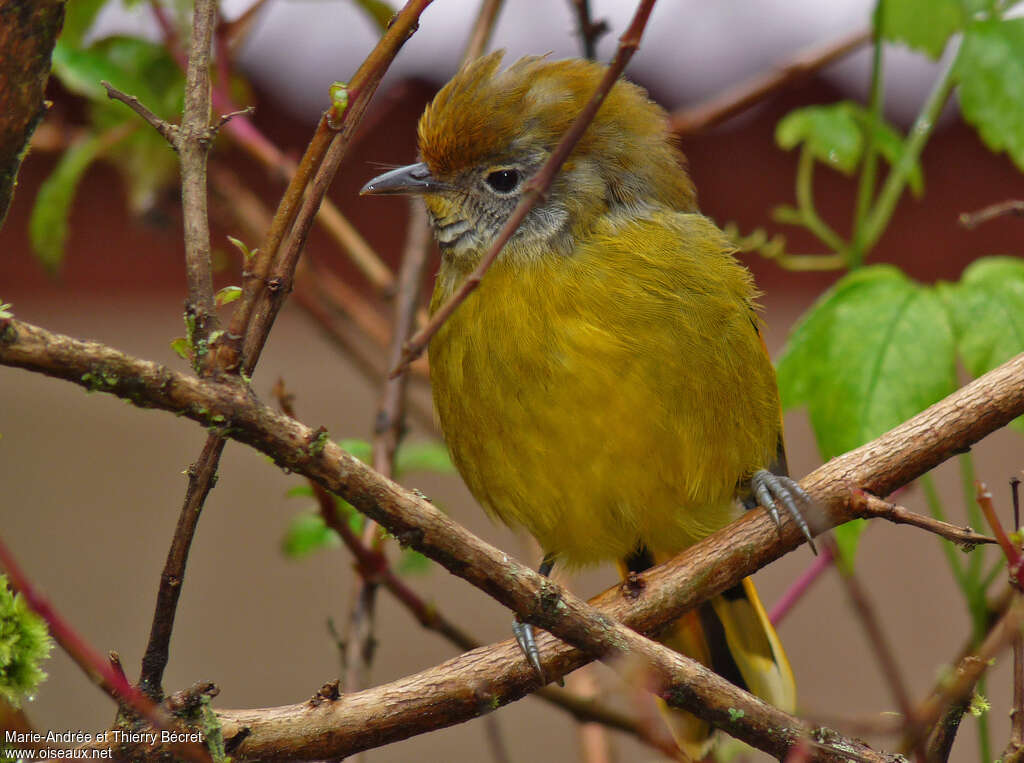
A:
[4, 321, 1024, 759]
[0, 0, 64, 226]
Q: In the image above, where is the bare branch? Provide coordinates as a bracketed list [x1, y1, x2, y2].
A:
[569, 0, 610, 60]
[461, 0, 505, 67]
[959, 200, 1024, 229]
[5, 320, 1024, 759]
[669, 28, 870, 135]
[102, 81, 178, 145]
[179, 0, 220, 346]
[854, 491, 996, 549]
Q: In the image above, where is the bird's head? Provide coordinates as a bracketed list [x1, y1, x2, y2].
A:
[361, 51, 696, 265]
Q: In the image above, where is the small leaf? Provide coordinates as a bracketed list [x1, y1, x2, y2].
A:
[215, 286, 242, 306]
[338, 438, 372, 463]
[29, 135, 105, 272]
[282, 513, 340, 558]
[939, 256, 1024, 432]
[397, 549, 431, 575]
[227, 235, 256, 262]
[775, 104, 863, 173]
[395, 440, 454, 476]
[350, 0, 396, 32]
[169, 337, 191, 360]
[0, 303, 12, 319]
[833, 519, 867, 571]
[880, 0, 965, 58]
[956, 18, 1024, 171]
[285, 484, 315, 499]
[778, 265, 958, 461]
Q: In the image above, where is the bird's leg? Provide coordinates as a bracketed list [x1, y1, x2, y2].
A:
[513, 553, 557, 684]
[749, 470, 818, 554]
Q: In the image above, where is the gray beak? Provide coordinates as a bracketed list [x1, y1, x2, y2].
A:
[360, 162, 444, 195]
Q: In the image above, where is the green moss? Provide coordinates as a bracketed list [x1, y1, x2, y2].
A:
[0, 575, 54, 707]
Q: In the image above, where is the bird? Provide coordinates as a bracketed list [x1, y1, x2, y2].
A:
[361, 50, 815, 754]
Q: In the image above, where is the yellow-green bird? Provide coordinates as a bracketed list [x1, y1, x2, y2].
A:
[362, 51, 815, 753]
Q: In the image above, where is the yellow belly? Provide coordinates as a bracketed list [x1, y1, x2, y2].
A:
[429, 211, 780, 567]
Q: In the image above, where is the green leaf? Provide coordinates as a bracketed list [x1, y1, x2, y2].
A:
[285, 484, 315, 499]
[880, 0, 965, 58]
[169, 337, 191, 360]
[851, 108, 926, 197]
[778, 265, 958, 461]
[397, 549, 431, 575]
[281, 513, 340, 558]
[338, 438, 372, 463]
[956, 18, 1024, 171]
[215, 286, 242, 306]
[395, 440, 454, 476]
[350, 0, 396, 32]
[29, 135, 105, 272]
[60, 0, 110, 50]
[0, 303, 12, 319]
[0, 575, 54, 707]
[833, 519, 867, 571]
[775, 104, 864, 174]
[939, 256, 1024, 432]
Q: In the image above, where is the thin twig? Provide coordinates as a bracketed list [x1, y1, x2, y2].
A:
[823, 535, 924, 761]
[1006, 477, 1024, 763]
[393, 0, 659, 377]
[959, 200, 1024, 229]
[137, 0, 223, 705]
[854, 490, 997, 550]
[668, 28, 870, 134]
[0, 536, 213, 763]
[343, 202, 434, 696]
[101, 81, 178, 145]
[231, 0, 435, 376]
[139, 435, 227, 699]
[976, 481, 1022, 574]
[461, 0, 505, 67]
[903, 595, 1024, 755]
[569, 0, 610, 60]
[769, 540, 835, 625]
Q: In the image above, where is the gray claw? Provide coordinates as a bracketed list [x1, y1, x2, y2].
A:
[513, 619, 546, 684]
[751, 469, 818, 555]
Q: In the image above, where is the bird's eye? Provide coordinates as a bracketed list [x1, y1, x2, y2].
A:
[484, 169, 521, 194]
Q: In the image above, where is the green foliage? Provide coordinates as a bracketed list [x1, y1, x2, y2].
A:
[395, 441, 455, 475]
[282, 512, 343, 558]
[880, 0, 965, 58]
[32, 34, 185, 271]
[0, 303, 13, 319]
[778, 266, 957, 460]
[60, 0, 108, 49]
[338, 438, 372, 463]
[29, 135, 104, 272]
[956, 18, 1024, 171]
[776, 104, 863, 174]
[775, 102, 923, 192]
[0, 576, 54, 707]
[938, 256, 1024, 432]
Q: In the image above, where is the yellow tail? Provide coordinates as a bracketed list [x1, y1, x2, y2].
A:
[621, 553, 795, 758]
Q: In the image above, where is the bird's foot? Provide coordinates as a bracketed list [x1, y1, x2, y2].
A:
[751, 469, 818, 554]
[513, 618, 547, 684]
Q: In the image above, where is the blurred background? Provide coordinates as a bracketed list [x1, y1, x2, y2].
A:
[2, 1, 1023, 761]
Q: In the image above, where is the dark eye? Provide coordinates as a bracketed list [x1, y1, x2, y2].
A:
[485, 169, 521, 194]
